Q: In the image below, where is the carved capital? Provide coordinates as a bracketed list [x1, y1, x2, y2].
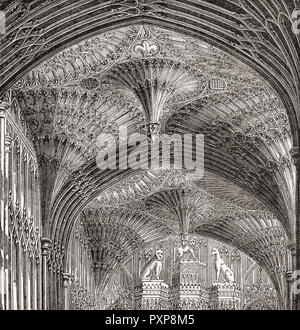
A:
[288, 242, 296, 256]
[286, 271, 293, 282]
[0, 101, 10, 118]
[290, 146, 300, 167]
[5, 135, 12, 153]
[41, 237, 52, 256]
[62, 272, 71, 288]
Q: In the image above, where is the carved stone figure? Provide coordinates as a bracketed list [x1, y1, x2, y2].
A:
[177, 235, 197, 261]
[212, 248, 234, 283]
[141, 249, 163, 280]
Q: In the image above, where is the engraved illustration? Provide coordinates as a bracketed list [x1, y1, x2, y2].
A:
[0, 0, 299, 312]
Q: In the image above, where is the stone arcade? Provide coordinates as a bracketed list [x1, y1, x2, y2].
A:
[0, 0, 300, 310]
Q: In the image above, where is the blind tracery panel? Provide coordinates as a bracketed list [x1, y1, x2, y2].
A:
[66, 221, 97, 310]
[0, 105, 42, 310]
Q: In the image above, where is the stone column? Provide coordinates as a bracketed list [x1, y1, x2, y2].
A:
[290, 146, 300, 310]
[288, 243, 296, 309]
[62, 272, 71, 310]
[41, 237, 52, 310]
[286, 271, 293, 310]
[0, 102, 9, 310]
[4, 135, 12, 310]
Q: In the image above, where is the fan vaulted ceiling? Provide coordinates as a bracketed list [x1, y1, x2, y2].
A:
[6, 20, 295, 300]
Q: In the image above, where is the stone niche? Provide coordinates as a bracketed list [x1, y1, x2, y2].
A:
[135, 279, 169, 310]
[209, 282, 241, 310]
[170, 260, 209, 310]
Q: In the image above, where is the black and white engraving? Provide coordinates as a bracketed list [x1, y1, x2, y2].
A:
[0, 0, 299, 311]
